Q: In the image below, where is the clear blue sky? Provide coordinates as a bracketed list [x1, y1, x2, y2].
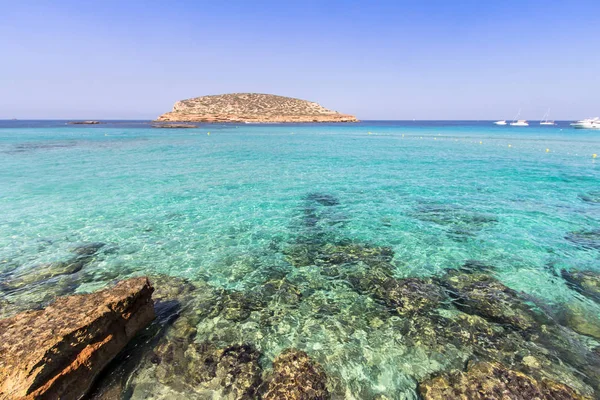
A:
[1, 0, 599, 120]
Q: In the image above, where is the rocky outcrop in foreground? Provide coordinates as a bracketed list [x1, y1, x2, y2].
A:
[156, 93, 358, 123]
[0, 277, 154, 400]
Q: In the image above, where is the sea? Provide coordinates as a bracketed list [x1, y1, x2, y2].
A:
[0, 120, 599, 399]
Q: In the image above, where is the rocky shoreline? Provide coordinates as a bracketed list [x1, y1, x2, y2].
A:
[1, 266, 599, 399]
[0, 277, 155, 400]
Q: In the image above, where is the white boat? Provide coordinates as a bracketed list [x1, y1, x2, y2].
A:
[509, 109, 528, 126]
[494, 120, 507, 125]
[510, 120, 529, 126]
[540, 109, 555, 125]
[571, 117, 600, 129]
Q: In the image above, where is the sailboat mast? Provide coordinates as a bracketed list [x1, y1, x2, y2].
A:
[512, 108, 521, 123]
[542, 108, 550, 123]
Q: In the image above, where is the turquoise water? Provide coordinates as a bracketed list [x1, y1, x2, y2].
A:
[1, 121, 599, 398]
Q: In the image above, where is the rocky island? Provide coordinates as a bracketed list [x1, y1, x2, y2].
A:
[156, 93, 358, 123]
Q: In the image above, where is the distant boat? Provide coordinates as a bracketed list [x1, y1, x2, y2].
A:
[509, 108, 528, 126]
[494, 120, 507, 125]
[540, 109, 555, 125]
[571, 117, 600, 129]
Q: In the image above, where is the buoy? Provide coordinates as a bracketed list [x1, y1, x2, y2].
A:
[594, 154, 598, 158]
[508, 144, 512, 148]
[479, 141, 482, 144]
[546, 148, 550, 153]
[207, 132, 210, 135]
[368, 132, 372, 135]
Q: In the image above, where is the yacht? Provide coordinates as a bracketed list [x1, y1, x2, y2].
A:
[571, 117, 600, 129]
[509, 109, 528, 126]
[510, 120, 529, 126]
[540, 109, 555, 125]
[494, 120, 507, 125]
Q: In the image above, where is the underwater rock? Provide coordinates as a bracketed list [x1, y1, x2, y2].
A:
[285, 241, 394, 270]
[0, 277, 154, 400]
[350, 273, 445, 317]
[212, 290, 266, 322]
[305, 192, 340, 207]
[261, 349, 330, 400]
[402, 311, 597, 397]
[70, 242, 106, 256]
[578, 191, 600, 204]
[409, 204, 498, 238]
[317, 243, 394, 268]
[418, 361, 590, 400]
[0, 242, 106, 291]
[558, 301, 600, 340]
[154, 341, 262, 399]
[460, 259, 495, 273]
[561, 269, 600, 302]
[565, 229, 600, 250]
[442, 271, 540, 331]
[260, 277, 303, 305]
[287, 241, 444, 316]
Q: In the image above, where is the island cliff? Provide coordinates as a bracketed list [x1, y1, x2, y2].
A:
[156, 93, 358, 123]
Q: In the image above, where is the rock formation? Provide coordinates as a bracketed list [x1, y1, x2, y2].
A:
[0, 277, 155, 400]
[156, 93, 358, 123]
[261, 349, 330, 400]
[418, 361, 590, 400]
[151, 123, 198, 129]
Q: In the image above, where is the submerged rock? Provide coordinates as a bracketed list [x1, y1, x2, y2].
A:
[0, 242, 106, 291]
[352, 273, 445, 316]
[70, 242, 106, 255]
[261, 349, 330, 400]
[285, 241, 394, 270]
[260, 277, 303, 305]
[557, 301, 600, 340]
[0, 277, 155, 400]
[565, 229, 600, 250]
[409, 204, 497, 238]
[153, 341, 262, 399]
[561, 269, 600, 302]
[305, 192, 340, 207]
[442, 271, 540, 331]
[418, 361, 590, 400]
[211, 290, 266, 322]
[578, 191, 600, 204]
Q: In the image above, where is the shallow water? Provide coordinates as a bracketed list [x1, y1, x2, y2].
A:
[1, 120, 599, 398]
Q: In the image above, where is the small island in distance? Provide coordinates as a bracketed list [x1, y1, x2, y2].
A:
[156, 93, 358, 123]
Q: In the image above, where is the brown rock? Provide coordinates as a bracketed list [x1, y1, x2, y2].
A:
[418, 361, 590, 400]
[151, 123, 198, 129]
[262, 349, 329, 400]
[156, 93, 358, 123]
[0, 277, 155, 400]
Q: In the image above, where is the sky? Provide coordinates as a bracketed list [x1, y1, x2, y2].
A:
[1, 0, 599, 120]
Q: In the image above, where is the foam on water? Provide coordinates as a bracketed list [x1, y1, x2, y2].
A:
[0, 121, 599, 398]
